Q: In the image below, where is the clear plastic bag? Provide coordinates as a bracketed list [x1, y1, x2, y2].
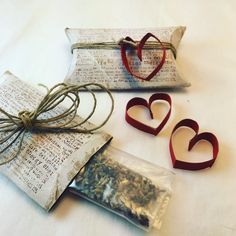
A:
[69, 145, 174, 231]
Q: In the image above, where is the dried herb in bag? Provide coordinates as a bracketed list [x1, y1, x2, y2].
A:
[69, 146, 174, 231]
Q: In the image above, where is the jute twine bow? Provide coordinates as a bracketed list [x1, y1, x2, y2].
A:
[0, 82, 114, 165]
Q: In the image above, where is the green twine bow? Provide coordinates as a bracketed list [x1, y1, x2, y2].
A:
[0, 82, 114, 165]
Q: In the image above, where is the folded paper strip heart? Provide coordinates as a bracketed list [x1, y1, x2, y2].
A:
[120, 33, 166, 81]
[169, 119, 219, 170]
[125, 93, 172, 135]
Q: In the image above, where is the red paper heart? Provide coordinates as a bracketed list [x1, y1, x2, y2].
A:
[169, 119, 219, 170]
[120, 32, 166, 81]
[125, 93, 171, 135]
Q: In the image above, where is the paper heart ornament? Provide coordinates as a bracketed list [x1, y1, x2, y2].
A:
[169, 119, 219, 170]
[125, 93, 171, 135]
[120, 32, 166, 81]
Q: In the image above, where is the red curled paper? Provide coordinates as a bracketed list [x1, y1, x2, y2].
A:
[120, 33, 166, 81]
[125, 93, 171, 135]
[169, 119, 219, 170]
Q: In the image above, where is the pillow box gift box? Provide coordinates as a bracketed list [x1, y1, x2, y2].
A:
[0, 71, 112, 210]
[0, 72, 174, 232]
[64, 26, 190, 90]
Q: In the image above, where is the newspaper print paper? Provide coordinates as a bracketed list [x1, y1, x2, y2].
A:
[65, 27, 190, 90]
[0, 72, 112, 210]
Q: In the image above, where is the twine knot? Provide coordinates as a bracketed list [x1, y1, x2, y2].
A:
[117, 38, 138, 48]
[18, 111, 33, 131]
[0, 82, 114, 165]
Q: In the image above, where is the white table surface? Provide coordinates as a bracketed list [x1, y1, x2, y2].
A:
[0, 0, 236, 235]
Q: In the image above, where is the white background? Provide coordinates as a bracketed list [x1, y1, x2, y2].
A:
[0, 0, 236, 235]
